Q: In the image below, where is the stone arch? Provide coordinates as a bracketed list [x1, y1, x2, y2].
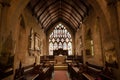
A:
[46, 22, 75, 54]
[87, 0, 110, 28]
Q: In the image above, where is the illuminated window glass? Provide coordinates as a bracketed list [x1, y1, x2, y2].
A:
[91, 40, 94, 56]
[49, 42, 53, 55]
[49, 23, 72, 55]
[68, 42, 72, 55]
[63, 42, 67, 50]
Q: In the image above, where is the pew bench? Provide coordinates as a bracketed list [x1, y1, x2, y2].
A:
[34, 64, 54, 80]
[14, 63, 54, 80]
[14, 64, 35, 80]
[68, 63, 83, 80]
[81, 62, 103, 80]
[82, 73, 95, 80]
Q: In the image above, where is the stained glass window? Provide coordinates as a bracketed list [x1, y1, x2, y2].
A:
[49, 23, 72, 55]
[49, 42, 53, 55]
[91, 40, 94, 56]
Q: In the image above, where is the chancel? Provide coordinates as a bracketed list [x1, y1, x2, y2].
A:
[0, 0, 120, 80]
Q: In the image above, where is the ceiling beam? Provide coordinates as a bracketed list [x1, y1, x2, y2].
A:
[79, 0, 89, 16]
[37, 0, 58, 19]
[40, 3, 59, 23]
[45, 15, 77, 31]
[42, 12, 59, 27]
[45, 18, 76, 33]
[45, 12, 78, 29]
[44, 15, 59, 29]
[41, 7, 79, 27]
[61, 8, 80, 25]
[71, 0, 87, 17]
[61, 14, 78, 28]
[41, 9, 59, 24]
[62, 0, 84, 20]
[31, 0, 41, 10]
[31, 0, 45, 15]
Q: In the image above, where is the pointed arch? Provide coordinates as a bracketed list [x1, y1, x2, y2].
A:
[49, 23, 72, 55]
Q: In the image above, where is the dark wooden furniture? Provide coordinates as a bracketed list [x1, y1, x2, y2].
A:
[68, 63, 83, 80]
[99, 66, 115, 80]
[40, 55, 54, 63]
[0, 56, 14, 79]
[14, 63, 34, 80]
[14, 63, 54, 80]
[53, 49, 68, 56]
[100, 73, 115, 80]
[84, 62, 115, 80]
[68, 62, 104, 80]
[80, 62, 103, 80]
[67, 55, 74, 60]
[0, 67, 13, 80]
[33, 64, 54, 80]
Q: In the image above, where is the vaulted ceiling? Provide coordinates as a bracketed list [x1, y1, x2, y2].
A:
[28, 0, 90, 32]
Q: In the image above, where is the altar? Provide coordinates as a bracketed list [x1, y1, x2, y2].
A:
[53, 49, 68, 65]
[54, 55, 66, 64]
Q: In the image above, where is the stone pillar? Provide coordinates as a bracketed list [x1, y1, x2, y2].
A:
[0, 3, 2, 26]
[107, 1, 120, 79]
[0, 3, 2, 55]
[82, 24, 86, 64]
[115, 1, 120, 80]
[34, 51, 40, 65]
[0, 1, 10, 57]
[117, 1, 120, 43]
[94, 17, 104, 66]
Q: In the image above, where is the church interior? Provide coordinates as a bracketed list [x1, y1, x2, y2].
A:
[0, 0, 120, 80]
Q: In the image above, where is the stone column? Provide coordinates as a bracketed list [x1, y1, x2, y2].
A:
[34, 51, 40, 65]
[115, 1, 120, 80]
[0, 2, 10, 56]
[82, 24, 86, 64]
[117, 1, 120, 47]
[107, 1, 120, 79]
[0, 3, 2, 55]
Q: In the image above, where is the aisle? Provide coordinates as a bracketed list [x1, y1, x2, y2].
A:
[54, 70, 70, 80]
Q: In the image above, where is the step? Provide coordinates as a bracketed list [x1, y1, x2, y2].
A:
[54, 65, 68, 70]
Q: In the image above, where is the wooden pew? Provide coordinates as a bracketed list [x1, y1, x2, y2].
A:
[0, 55, 14, 80]
[0, 68, 13, 80]
[14, 64, 35, 80]
[82, 62, 115, 80]
[34, 64, 54, 80]
[99, 66, 115, 80]
[14, 62, 54, 80]
[68, 63, 83, 80]
[81, 62, 103, 80]
[68, 61, 116, 80]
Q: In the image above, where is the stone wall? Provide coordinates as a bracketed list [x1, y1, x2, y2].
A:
[75, 1, 120, 79]
[75, 8, 104, 66]
[14, 8, 46, 68]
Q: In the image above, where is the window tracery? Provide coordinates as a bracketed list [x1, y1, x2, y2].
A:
[49, 23, 72, 55]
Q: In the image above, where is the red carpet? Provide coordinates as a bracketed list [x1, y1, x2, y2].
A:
[54, 71, 69, 80]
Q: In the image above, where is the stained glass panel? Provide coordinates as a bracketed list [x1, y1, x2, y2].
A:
[49, 23, 72, 55]
[49, 43, 53, 55]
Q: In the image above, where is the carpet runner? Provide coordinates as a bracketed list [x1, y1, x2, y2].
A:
[54, 71, 69, 80]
